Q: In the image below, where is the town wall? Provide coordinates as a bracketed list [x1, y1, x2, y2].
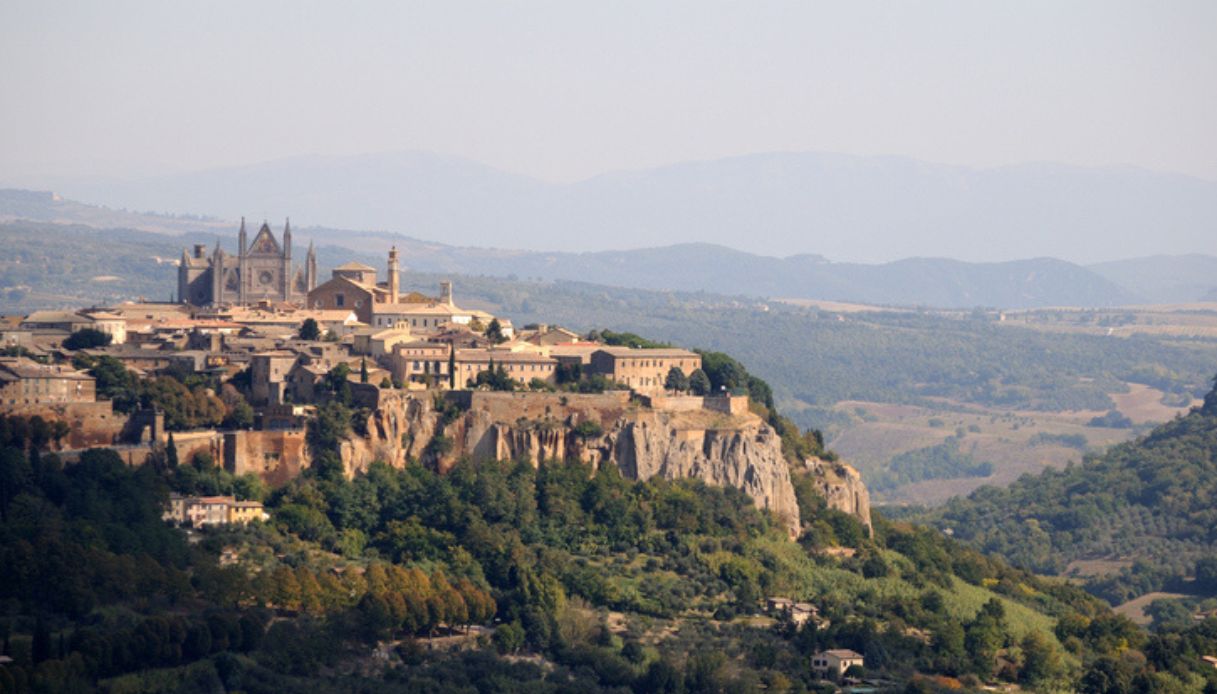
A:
[642, 394, 750, 416]
[224, 429, 311, 487]
[5, 401, 123, 449]
[167, 430, 223, 466]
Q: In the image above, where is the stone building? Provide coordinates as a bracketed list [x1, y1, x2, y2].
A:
[249, 350, 299, 405]
[587, 347, 702, 394]
[178, 219, 317, 307]
[454, 349, 557, 387]
[0, 358, 96, 406]
[387, 340, 452, 386]
[811, 649, 864, 681]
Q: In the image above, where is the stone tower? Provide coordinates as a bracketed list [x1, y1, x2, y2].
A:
[388, 246, 400, 303]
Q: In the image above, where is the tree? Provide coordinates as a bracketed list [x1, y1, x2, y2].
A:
[325, 364, 353, 405]
[448, 347, 457, 389]
[63, 328, 112, 350]
[222, 398, 254, 430]
[471, 363, 515, 391]
[1195, 557, 1217, 593]
[493, 621, 525, 654]
[1019, 631, 1063, 688]
[664, 367, 689, 393]
[689, 369, 711, 396]
[485, 319, 506, 344]
[359, 358, 369, 384]
[1204, 372, 1217, 415]
[298, 318, 321, 341]
[31, 616, 51, 664]
[166, 433, 179, 468]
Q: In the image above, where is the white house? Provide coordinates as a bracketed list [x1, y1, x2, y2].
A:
[811, 649, 864, 681]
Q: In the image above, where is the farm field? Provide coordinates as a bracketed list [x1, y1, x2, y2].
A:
[824, 389, 1198, 506]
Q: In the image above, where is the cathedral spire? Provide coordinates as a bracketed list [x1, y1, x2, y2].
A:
[238, 217, 247, 255]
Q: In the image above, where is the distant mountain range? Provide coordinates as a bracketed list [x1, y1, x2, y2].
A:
[2, 187, 1215, 309]
[38, 150, 1217, 265]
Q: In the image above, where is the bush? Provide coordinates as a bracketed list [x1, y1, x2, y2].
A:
[63, 328, 112, 350]
[573, 420, 603, 439]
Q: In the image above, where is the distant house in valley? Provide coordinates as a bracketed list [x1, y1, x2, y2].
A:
[811, 649, 864, 682]
[766, 597, 822, 628]
[164, 493, 268, 528]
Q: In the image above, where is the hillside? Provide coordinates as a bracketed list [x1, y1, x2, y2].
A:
[44, 150, 1217, 264]
[1089, 253, 1217, 304]
[0, 212, 1148, 311]
[4, 408, 1208, 691]
[919, 382, 1217, 605]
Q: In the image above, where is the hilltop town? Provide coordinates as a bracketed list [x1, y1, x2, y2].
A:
[1, 221, 867, 531]
[0, 220, 892, 687]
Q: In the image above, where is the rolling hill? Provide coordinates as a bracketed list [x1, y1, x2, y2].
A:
[918, 385, 1217, 604]
[41, 150, 1217, 265]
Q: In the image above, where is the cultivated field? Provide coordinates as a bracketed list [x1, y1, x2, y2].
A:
[825, 389, 1197, 507]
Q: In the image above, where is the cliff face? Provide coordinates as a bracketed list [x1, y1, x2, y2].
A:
[338, 391, 871, 538]
[800, 457, 873, 536]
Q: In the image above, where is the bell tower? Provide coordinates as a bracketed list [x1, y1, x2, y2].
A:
[387, 246, 400, 303]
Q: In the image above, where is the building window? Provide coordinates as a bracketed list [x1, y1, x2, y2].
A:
[336, 294, 345, 307]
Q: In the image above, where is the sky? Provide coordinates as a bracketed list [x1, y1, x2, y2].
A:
[1, 0, 1216, 185]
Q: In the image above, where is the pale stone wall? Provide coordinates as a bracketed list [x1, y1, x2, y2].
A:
[643, 394, 750, 415]
[167, 430, 223, 466]
[4, 401, 121, 449]
[224, 430, 310, 487]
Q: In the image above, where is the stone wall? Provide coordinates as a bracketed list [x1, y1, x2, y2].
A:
[643, 394, 750, 415]
[5, 401, 123, 449]
[224, 429, 310, 487]
[167, 430, 223, 466]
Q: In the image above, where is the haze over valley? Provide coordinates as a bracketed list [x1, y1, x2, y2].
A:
[4, 1, 1217, 691]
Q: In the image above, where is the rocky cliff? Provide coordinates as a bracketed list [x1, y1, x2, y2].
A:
[338, 391, 871, 537]
[799, 457, 874, 536]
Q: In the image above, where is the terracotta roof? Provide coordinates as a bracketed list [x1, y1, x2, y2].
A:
[455, 349, 556, 364]
[594, 346, 699, 358]
[0, 359, 93, 380]
[22, 310, 87, 324]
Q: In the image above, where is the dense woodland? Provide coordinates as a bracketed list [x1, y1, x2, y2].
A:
[918, 380, 1217, 606]
[3, 368, 1217, 690]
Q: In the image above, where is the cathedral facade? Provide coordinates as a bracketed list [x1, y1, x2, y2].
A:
[178, 219, 317, 307]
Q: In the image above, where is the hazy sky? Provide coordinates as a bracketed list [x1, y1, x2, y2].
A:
[2, 1, 1215, 184]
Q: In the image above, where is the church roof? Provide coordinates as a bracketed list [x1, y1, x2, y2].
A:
[247, 222, 282, 256]
[333, 261, 377, 272]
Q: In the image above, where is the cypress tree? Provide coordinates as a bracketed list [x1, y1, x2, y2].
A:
[448, 347, 456, 389]
[166, 432, 179, 468]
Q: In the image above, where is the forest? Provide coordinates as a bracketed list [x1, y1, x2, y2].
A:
[917, 380, 1217, 606]
[4, 397, 1217, 691]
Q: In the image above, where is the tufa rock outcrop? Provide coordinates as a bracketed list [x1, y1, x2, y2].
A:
[800, 457, 873, 536]
[334, 391, 872, 537]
